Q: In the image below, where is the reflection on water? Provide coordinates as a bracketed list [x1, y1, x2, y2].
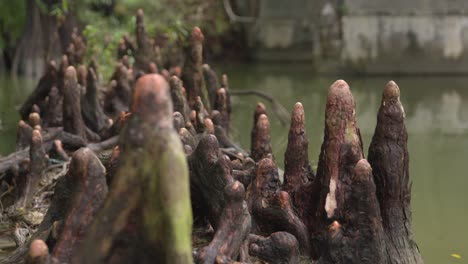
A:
[221, 64, 468, 264]
[1, 66, 468, 263]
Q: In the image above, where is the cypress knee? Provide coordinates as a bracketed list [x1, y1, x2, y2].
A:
[368, 81, 423, 264]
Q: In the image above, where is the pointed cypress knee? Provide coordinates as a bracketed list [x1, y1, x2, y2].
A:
[301, 80, 363, 260]
[16, 129, 48, 209]
[283, 102, 314, 213]
[81, 67, 108, 133]
[368, 81, 423, 264]
[202, 64, 220, 108]
[317, 80, 364, 218]
[63, 66, 87, 140]
[169, 76, 191, 121]
[214, 88, 230, 134]
[251, 113, 272, 162]
[319, 160, 386, 264]
[181, 27, 210, 111]
[51, 148, 108, 263]
[75, 74, 193, 264]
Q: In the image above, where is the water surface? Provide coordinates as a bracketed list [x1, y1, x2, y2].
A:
[1, 65, 467, 263]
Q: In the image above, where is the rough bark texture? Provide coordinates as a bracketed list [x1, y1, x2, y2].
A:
[169, 76, 191, 121]
[62, 66, 87, 140]
[247, 158, 310, 256]
[81, 67, 108, 134]
[202, 64, 220, 109]
[15, 129, 48, 209]
[182, 27, 210, 111]
[250, 114, 272, 162]
[248, 232, 300, 264]
[189, 135, 251, 263]
[74, 74, 193, 264]
[42, 86, 62, 128]
[282, 102, 314, 216]
[19, 61, 58, 120]
[214, 88, 230, 134]
[51, 148, 108, 263]
[368, 81, 423, 264]
[318, 159, 386, 264]
[134, 9, 158, 76]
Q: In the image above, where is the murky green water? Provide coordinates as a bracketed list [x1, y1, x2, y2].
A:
[1, 64, 467, 263]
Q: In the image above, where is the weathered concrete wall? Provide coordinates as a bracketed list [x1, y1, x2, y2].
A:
[249, 0, 468, 73]
[342, 15, 468, 73]
[341, 0, 468, 73]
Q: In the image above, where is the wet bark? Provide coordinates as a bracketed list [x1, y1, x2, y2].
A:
[368, 81, 423, 264]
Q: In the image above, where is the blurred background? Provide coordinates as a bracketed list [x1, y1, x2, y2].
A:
[0, 0, 467, 263]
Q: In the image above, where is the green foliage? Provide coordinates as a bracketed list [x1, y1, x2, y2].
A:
[78, 0, 229, 79]
[0, 0, 26, 50]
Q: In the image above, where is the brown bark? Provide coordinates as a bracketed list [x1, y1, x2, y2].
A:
[16, 121, 33, 150]
[51, 148, 108, 263]
[318, 159, 386, 264]
[202, 64, 220, 109]
[189, 135, 251, 263]
[15, 129, 48, 209]
[42, 86, 62, 128]
[283, 102, 314, 215]
[173, 112, 186, 132]
[74, 74, 192, 264]
[19, 61, 58, 120]
[81, 67, 108, 133]
[134, 9, 158, 75]
[169, 76, 191, 121]
[214, 88, 230, 134]
[250, 114, 272, 162]
[247, 158, 310, 256]
[182, 27, 210, 111]
[248, 232, 300, 264]
[62, 66, 86, 140]
[368, 81, 423, 264]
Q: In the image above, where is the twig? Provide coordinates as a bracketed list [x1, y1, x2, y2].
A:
[230, 89, 290, 126]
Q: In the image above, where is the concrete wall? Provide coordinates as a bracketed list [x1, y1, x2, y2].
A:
[249, 0, 468, 73]
[341, 0, 468, 73]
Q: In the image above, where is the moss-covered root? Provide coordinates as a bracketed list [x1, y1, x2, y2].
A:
[51, 148, 108, 263]
[368, 81, 423, 264]
[247, 158, 310, 256]
[74, 74, 192, 264]
[182, 27, 210, 111]
[250, 113, 273, 162]
[16, 129, 47, 209]
[248, 232, 300, 264]
[318, 160, 386, 264]
[283, 102, 314, 215]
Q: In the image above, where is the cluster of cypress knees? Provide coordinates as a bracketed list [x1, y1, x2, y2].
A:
[0, 9, 424, 264]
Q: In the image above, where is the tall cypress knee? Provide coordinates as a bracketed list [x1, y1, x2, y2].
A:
[368, 81, 423, 264]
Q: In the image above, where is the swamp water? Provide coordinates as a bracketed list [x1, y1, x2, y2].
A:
[1, 64, 467, 263]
